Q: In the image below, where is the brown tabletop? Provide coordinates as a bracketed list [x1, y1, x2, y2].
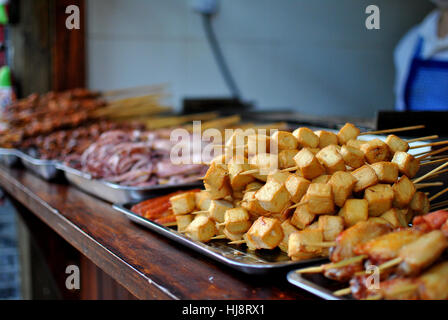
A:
[0, 165, 315, 300]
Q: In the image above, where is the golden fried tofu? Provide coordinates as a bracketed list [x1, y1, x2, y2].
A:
[294, 148, 325, 180]
[337, 123, 360, 145]
[224, 207, 251, 234]
[391, 151, 420, 178]
[285, 174, 310, 203]
[351, 164, 379, 192]
[380, 208, 408, 228]
[328, 171, 357, 207]
[176, 214, 194, 232]
[241, 191, 270, 217]
[370, 161, 399, 184]
[247, 134, 270, 156]
[339, 199, 369, 227]
[279, 219, 299, 252]
[315, 130, 338, 148]
[255, 179, 291, 213]
[386, 134, 409, 153]
[410, 191, 430, 216]
[305, 183, 335, 214]
[278, 149, 299, 169]
[312, 174, 332, 184]
[170, 192, 197, 215]
[185, 216, 217, 242]
[316, 145, 346, 174]
[392, 175, 416, 208]
[204, 162, 232, 199]
[245, 217, 284, 250]
[364, 184, 394, 217]
[271, 131, 298, 150]
[266, 170, 290, 185]
[360, 139, 390, 164]
[244, 181, 264, 193]
[195, 190, 212, 211]
[228, 159, 255, 191]
[248, 153, 277, 178]
[291, 204, 316, 229]
[318, 215, 344, 241]
[288, 229, 324, 255]
[340, 145, 365, 169]
[293, 127, 319, 148]
[208, 200, 233, 223]
[223, 228, 244, 241]
[346, 138, 367, 150]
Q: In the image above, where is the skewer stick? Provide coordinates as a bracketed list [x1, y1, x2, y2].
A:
[415, 182, 444, 189]
[304, 241, 336, 248]
[192, 211, 209, 215]
[296, 255, 368, 274]
[359, 125, 424, 136]
[429, 187, 448, 202]
[280, 166, 299, 173]
[431, 200, 448, 210]
[409, 140, 448, 150]
[162, 222, 178, 227]
[377, 257, 402, 272]
[288, 201, 309, 210]
[416, 145, 448, 160]
[333, 288, 352, 297]
[211, 235, 227, 240]
[413, 161, 448, 184]
[228, 240, 246, 245]
[240, 169, 259, 175]
[420, 158, 448, 166]
[363, 294, 383, 300]
[407, 135, 439, 143]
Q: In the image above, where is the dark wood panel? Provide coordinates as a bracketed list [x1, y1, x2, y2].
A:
[0, 166, 314, 300]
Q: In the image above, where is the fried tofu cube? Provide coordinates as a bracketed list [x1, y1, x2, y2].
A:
[247, 134, 271, 156]
[346, 139, 367, 150]
[360, 139, 390, 164]
[245, 181, 264, 193]
[170, 192, 196, 215]
[228, 160, 255, 191]
[285, 175, 310, 203]
[340, 145, 365, 169]
[255, 180, 291, 213]
[339, 199, 369, 227]
[306, 221, 320, 230]
[305, 183, 335, 214]
[267, 170, 290, 185]
[315, 130, 338, 148]
[316, 145, 346, 174]
[370, 161, 399, 184]
[380, 208, 408, 228]
[351, 164, 379, 192]
[223, 228, 244, 241]
[279, 219, 299, 252]
[293, 127, 319, 148]
[241, 191, 270, 217]
[278, 149, 299, 169]
[271, 131, 298, 150]
[208, 200, 233, 223]
[294, 148, 325, 180]
[410, 191, 430, 216]
[288, 229, 324, 255]
[176, 214, 194, 232]
[391, 151, 420, 178]
[195, 190, 212, 211]
[204, 162, 232, 199]
[224, 208, 251, 234]
[185, 216, 217, 242]
[328, 171, 357, 207]
[312, 174, 332, 184]
[337, 123, 360, 145]
[364, 184, 394, 217]
[393, 175, 416, 208]
[249, 153, 277, 177]
[318, 215, 344, 241]
[245, 217, 284, 250]
[291, 204, 316, 229]
[386, 134, 409, 153]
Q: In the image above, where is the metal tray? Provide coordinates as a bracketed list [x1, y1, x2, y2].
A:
[0, 148, 20, 167]
[59, 164, 203, 203]
[113, 202, 325, 275]
[287, 266, 351, 300]
[18, 152, 63, 180]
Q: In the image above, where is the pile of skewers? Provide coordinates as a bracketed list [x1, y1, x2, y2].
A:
[297, 209, 448, 300]
[167, 123, 448, 261]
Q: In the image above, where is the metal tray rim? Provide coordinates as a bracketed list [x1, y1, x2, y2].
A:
[113, 203, 325, 274]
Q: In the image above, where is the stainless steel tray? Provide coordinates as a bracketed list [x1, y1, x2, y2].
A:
[59, 164, 203, 203]
[113, 203, 325, 275]
[0, 148, 20, 167]
[18, 152, 62, 180]
[287, 266, 350, 300]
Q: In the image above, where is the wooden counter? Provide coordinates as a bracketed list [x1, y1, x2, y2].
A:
[0, 166, 315, 300]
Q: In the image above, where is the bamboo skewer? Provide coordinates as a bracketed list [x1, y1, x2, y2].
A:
[417, 168, 448, 181]
[431, 200, 448, 210]
[281, 166, 299, 173]
[413, 161, 448, 184]
[429, 187, 448, 202]
[333, 288, 352, 297]
[409, 140, 448, 150]
[102, 84, 168, 97]
[416, 145, 448, 160]
[162, 222, 177, 227]
[296, 255, 368, 274]
[415, 182, 444, 189]
[420, 158, 448, 166]
[288, 201, 309, 210]
[359, 125, 424, 136]
[407, 135, 439, 143]
[211, 235, 227, 240]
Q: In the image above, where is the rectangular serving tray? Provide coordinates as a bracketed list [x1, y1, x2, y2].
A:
[287, 265, 353, 300]
[0, 148, 20, 167]
[113, 202, 325, 275]
[58, 164, 204, 203]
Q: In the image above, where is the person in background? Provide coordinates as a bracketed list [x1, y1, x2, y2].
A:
[395, 0, 448, 111]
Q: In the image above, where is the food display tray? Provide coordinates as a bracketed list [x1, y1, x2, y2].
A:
[0, 148, 20, 167]
[113, 202, 325, 275]
[59, 164, 203, 203]
[287, 266, 350, 300]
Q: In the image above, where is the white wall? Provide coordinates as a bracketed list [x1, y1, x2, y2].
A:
[86, 0, 434, 117]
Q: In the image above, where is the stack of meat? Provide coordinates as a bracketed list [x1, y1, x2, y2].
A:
[65, 129, 209, 187]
